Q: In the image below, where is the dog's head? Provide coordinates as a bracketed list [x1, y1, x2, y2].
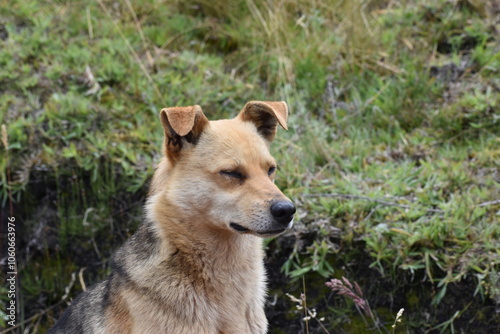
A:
[151, 101, 295, 238]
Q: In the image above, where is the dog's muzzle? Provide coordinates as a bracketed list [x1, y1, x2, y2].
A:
[270, 200, 296, 226]
[230, 200, 296, 236]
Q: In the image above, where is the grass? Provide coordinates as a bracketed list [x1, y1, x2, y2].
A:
[1, 0, 499, 332]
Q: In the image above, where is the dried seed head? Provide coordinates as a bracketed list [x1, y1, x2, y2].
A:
[392, 308, 405, 328]
[354, 281, 363, 297]
[342, 276, 353, 290]
[286, 293, 302, 304]
[396, 308, 404, 320]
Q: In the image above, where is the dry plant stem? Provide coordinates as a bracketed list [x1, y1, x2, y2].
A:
[1, 125, 13, 216]
[95, 0, 165, 105]
[392, 308, 405, 334]
[0, 300, 66, 334]
[124, 0, 154, 67]
[7, 152, 13, 217]
[86, 6, 93, 39]
[477, 199, 500, 207]
[326, 277, 385, 334]
[303, 276, 309, 334]
[355, 304, 385, 334]
[354, 304, 371, 328]
[314, 316, 331, 334]
[286, 292, 330, 334]
[306, 307, 331, 334]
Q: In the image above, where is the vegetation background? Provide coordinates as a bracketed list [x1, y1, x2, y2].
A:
[0, 0, 499, 333]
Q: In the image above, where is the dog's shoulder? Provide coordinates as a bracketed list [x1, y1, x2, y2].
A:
[111, 220, 164, 276]
[47, 280, 109, 334]
[48, 222, 161, 333]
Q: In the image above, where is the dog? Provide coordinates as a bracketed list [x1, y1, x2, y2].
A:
[48, 101, 295, 334]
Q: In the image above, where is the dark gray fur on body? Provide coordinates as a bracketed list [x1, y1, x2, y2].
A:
[47, 221, 160, 333]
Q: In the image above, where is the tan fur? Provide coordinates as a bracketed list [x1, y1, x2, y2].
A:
[48, 101, 294, 334]
[105, 291, 133, 334]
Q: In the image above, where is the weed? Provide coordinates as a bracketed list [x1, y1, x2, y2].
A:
[1, 0, 499, 332]
[391, 308, 404, 333]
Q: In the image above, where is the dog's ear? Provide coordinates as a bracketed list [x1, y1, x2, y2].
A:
[159, 105, 209, 162]
[238, 101, 288, 142]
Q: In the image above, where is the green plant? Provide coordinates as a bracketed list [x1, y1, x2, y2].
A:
[1, 0, 499, 332]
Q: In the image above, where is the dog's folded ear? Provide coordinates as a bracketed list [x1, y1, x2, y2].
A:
[238, 101, 288, 142]
[160, 105, 209, 162]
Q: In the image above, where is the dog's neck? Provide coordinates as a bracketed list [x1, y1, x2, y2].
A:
[147, 193, 264, 267]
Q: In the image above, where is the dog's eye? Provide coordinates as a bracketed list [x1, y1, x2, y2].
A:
[220, 170, 245, 180]
[268, 166, 277, 176]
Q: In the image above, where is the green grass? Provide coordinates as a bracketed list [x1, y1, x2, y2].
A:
[1, 0, 499, 332]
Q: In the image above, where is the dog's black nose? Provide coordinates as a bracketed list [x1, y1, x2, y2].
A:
[270, 201, 296, 225]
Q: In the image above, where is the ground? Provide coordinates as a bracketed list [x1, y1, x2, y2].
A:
[1, 0, 499, 333]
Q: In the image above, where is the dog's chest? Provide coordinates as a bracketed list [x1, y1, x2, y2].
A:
[124, 238, 267, 333]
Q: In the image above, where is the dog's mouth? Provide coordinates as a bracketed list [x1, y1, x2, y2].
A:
[230, 222, 288, 237]
[230, 223, 251, 233]
[256, 228, 286, 236]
